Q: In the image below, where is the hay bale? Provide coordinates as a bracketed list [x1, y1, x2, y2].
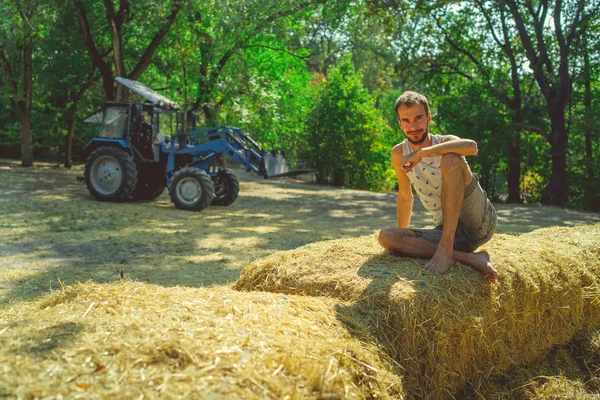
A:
[524, 375, 593, 400]
[472, 342, 598, 399]
[0, 281, 404, 399]
[234, 224, 600, 398]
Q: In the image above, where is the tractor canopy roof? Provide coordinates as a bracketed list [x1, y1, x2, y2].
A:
[82, 77, 179, 125]
[116, 77, 177, 108]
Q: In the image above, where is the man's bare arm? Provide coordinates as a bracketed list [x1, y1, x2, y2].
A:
[402, 136, 477, 173]
[392, 145, 413, 228]
[419, 135, 478, 157]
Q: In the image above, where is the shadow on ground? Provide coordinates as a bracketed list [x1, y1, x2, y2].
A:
[1, 164, 598, 306]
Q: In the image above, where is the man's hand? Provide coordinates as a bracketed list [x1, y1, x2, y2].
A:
[401, 151, 421, 173]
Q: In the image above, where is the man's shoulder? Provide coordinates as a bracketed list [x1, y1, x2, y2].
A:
[392, 140, 407, 154]
[393, 140, 408, 150]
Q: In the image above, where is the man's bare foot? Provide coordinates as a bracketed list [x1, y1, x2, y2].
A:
[424, 249, 454, 274]
[470, 251, 499, 283]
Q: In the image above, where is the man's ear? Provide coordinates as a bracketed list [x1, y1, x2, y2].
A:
[427, 113, 432, 123]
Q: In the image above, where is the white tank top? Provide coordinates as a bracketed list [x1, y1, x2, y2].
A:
[401, 134, 445, 226]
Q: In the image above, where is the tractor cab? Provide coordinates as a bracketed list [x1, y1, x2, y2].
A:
[85, 79, 181, 163]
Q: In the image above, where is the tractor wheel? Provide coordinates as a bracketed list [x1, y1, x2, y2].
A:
[85, 147, 137, 201]
[211, 169, 240, 206]
[169, 167, 214, 211]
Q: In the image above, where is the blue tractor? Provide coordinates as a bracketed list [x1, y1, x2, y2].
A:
[82, 78, 273, 211]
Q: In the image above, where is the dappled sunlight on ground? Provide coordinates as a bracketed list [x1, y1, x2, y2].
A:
[494, 203, 600, 234]
[2, 160, 600, 400]
[1, 162, 599, 307]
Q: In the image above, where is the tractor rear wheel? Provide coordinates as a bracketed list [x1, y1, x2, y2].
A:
[169, 167, 214, 211]
[85, 147, 137, 201]
[211, 168, 240, 206]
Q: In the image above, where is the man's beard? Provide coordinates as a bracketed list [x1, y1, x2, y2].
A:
[404, 126, 429, 145]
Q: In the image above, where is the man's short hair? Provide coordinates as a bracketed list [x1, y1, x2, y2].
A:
[394, 91, 430, 117]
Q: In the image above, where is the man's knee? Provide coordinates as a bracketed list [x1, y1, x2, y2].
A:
[441, 153, 472, 185]
[378, 227, 413, 249]
[440, 153, 463, 171]
[378, 228, 394, 249]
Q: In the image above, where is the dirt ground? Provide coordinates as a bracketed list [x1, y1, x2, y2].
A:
[1, 161, 599, 305]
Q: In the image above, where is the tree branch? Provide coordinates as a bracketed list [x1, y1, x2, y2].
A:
[0, 43, 18, 98]
[213, 0, 325, 80]
[433, 13, 482, 68]
[475, 0, 505, 49]
[11, 0, 36, 33]
[243, 44, 311, 59]
[554, 0, 567, 54]
[505, 0, 553, 97]
[418, 60, 474, 80]
[516, 122, 549, 141]
[129, 0, 187, 79]
[103, 0, 126, 82]
[75, 0, 114, 99]
[68, 71, 99, 114]
[565, 0, 586, 48]
[534, 1, 554, 75]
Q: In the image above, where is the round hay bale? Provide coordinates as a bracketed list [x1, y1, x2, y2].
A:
[0, 282, 404, 399]
[234, 224, 600, 398]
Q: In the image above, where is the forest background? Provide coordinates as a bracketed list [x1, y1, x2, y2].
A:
[0, 0, 598, 210]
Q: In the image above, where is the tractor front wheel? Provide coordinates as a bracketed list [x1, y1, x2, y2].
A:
[211, 169, 240, 206]
[169, 167, 214, 211]
[85, 147, 137, 201]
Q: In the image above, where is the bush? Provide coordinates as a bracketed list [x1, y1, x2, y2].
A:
[305, 60, 394, 191]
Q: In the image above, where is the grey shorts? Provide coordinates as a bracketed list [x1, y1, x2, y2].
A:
[411, 175, 497, 253]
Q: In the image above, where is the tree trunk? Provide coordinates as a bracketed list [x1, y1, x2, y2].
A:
[506, 49, 522, 203]
[542, 106, 568, 205]
[582, 42, 594, 208]
[195, 71, 216, 125]
[20, 35, 33, 167]
[507, 136, 521, 202]
[64, 116, 76, 168]
[503, 0, 583, 206]
[202, 103, 214, 124]
[333, 169, 344, 186]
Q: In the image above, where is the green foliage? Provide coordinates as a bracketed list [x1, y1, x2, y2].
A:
[305, 59, 394, 191]
[432, 82, 512, 197]
[218, 40, 314, 164]
[0, 0, 599, 209]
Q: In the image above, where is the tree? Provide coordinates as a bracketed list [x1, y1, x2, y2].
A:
[178, 0, 326, 123]
[567, 21, 600, 209]
[0, 0, 37, 167]
[218, 38, 315, 161]
[74, 0, 186, 101]
[35, 2, 100, 167]
[502, 0, 599, 205]
[306, 59, 393, 190]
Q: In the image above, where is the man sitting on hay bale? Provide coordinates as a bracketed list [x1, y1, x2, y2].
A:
[378, 91, 499, 282]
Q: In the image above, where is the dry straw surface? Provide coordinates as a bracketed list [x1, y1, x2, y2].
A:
[1, 281, 405, 399]
[235, 224, 600, 398]
[2, 162, 600, 399]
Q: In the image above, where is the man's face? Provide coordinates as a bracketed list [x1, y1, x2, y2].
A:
[397, 104, 430, 145]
